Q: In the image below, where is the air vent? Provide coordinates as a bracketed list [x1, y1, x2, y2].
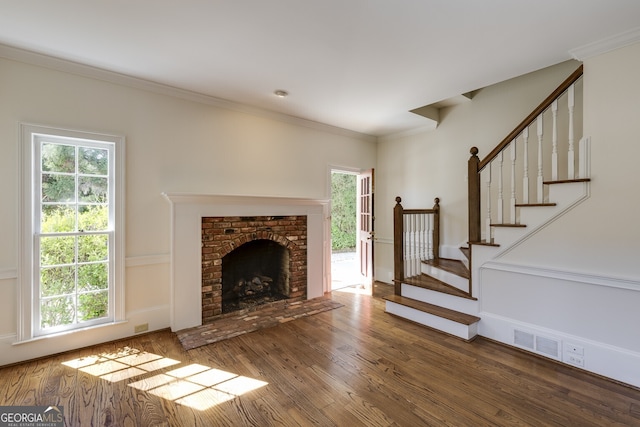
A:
[513, 327, 561, 360]
[514, 329, 534, 350]
[536, 336, 559, 358]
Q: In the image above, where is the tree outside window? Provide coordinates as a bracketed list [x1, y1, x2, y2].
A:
[38, 141, 112, 330]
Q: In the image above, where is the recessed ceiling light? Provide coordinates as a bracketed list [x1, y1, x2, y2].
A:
[274, 90, 288, 98]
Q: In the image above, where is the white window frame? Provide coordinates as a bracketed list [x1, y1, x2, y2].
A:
[18, 124, 125, 341]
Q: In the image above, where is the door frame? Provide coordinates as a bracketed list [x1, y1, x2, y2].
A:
[327, 165, 374, 293]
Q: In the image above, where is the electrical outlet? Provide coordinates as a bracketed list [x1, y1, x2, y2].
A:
[565, 354, 585, 367]
[134, 323, 149, 333]
[565, 343, 584, 356]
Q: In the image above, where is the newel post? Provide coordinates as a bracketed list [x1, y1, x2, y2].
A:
[468, 147, 481, 243]
[432, 197, 440, 261]
[393, 196, 404, 295]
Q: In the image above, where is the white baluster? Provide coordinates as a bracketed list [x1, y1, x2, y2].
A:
[497, 151, 504, 224]
[410, 215, 417, 275]
[414, 215, 420, 272]
[522, 127, 529, 204]
[551, 100, 558, 181]
[537, 115, 544, 204]
[420, 214, 429, 261]
[417, 215, 422, 268]
[485, 166, 492, 243]
[578, 136, 590, 179]
[510, 140, 517, 223]
[404, 215, 410, 276]
[426, 213, 432, 260]
[568, 84, 575, 179]
[408, 215, 413, 276]
[417, 213, 422, 263]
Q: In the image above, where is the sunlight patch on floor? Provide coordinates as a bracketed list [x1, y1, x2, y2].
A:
[62, 346, 268, 411]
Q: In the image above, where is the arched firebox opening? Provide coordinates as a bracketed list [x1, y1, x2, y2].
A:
[201, 214, 307, 324]
[222, 239, 290, 314]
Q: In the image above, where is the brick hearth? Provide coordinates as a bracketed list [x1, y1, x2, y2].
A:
[201, 215, 307, 324]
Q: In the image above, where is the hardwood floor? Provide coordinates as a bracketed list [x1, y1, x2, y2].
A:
[1, 282, 639, 426]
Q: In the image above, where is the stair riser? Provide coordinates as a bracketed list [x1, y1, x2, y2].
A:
[385, 301, 478, 341]
[402, 283, 479, 315]
[421, 264, 468, 292]
[491, 227, 528, 248]
[518, 183, 587, 227]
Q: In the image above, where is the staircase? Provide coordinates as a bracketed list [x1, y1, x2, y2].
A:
[384, 253, 479, 340]
[385, 65, 588, 341]
[385, 197, 481, 341]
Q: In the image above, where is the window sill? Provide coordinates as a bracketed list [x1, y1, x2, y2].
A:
[12, 320, 129, 346]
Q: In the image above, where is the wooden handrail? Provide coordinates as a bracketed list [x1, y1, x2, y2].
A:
[469, 65, 584, 244]
[478, 65, 583, 171]
[402, 208, 438, 214]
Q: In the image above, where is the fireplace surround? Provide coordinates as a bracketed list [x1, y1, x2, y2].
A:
[163, 193, 329, 331]
[201, 215, 307, 322]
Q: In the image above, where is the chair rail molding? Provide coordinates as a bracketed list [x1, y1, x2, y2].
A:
[480, 260, 640, 292]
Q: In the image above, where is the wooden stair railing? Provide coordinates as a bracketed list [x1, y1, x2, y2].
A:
[393, 196, 440, 295]
[468, 65, 585, 245]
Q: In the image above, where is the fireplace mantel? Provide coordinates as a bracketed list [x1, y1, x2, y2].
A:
[162, 193, 330, 331]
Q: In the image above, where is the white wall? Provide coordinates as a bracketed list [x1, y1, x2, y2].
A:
[0, 55, 376, 365]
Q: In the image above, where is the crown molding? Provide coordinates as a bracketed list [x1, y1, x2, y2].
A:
[569, 26, 640, 60]
[0, 43, 376, 142]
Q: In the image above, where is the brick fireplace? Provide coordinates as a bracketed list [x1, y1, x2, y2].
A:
[201, 215, 307, 323]
[163, 193, 328, 332]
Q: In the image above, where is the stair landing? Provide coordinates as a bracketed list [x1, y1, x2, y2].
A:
[403, 274, 475, 300]
[424, 258, 469, 279]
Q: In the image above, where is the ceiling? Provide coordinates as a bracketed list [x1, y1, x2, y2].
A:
[1, 1, 640, 137]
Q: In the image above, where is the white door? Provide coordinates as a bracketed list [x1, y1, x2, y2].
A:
[357, 169, 374, 294]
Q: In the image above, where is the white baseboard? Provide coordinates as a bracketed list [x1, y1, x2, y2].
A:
[479, 312, 640, 388]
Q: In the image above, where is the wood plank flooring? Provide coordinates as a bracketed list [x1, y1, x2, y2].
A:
[1, 282, 639, 426]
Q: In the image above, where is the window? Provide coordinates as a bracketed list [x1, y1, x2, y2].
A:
[20, 124, 125, 340]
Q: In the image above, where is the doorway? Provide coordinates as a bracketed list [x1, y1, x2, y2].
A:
[330, 169, 374, 292]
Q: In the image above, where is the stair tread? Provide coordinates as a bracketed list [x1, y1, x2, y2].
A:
[515, 203, 557, 207]
[459, 246, 470, 260]
[469, 240, 500, 247]
[384, 294, 480, 325]
[543, 178, 591, 185]
[490, 223, 527, 227]
[424, 258, 469, 279]
[402, 274, 476, 300]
